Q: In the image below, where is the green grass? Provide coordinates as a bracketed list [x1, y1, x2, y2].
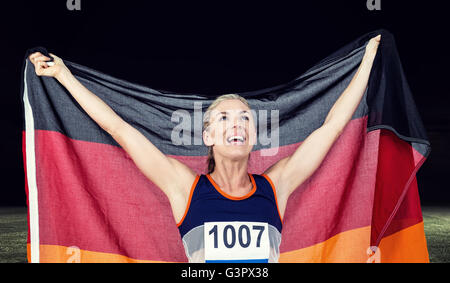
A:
[0, 206, 449, 263]
[422, 206, 450, 263]
[0, 207, 28, 263]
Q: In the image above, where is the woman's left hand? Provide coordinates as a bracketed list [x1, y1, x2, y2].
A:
[364, 34, 381, 61]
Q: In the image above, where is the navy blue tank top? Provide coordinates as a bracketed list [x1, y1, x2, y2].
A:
[177, 173, 283, 263]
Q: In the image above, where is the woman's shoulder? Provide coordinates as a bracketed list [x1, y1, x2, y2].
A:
[251, 173, 276, 191]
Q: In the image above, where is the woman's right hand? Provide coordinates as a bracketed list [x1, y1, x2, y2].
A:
[28, 52, 68, 79]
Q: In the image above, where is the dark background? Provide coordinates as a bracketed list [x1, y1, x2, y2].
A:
[1, 1, 449, 206]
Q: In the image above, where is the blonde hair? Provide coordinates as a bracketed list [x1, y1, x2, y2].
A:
[203, 94, 250, 174]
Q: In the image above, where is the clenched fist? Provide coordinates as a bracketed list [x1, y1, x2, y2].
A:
[28, 52, 69, 79]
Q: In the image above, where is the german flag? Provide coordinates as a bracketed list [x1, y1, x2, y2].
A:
[21, 29, 430, 263]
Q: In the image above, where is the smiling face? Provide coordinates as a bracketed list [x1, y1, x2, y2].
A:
[203, 99, 257, 162]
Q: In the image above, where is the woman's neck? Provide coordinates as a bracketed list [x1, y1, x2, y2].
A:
[209, 157, 252, 197]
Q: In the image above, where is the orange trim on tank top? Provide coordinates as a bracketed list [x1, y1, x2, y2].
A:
[206, 173, 257, 201]
[176, 174, 200, 227]
[261, 173, 283, 224]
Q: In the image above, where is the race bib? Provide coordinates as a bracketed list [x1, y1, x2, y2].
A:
[204, 221, 270, 263]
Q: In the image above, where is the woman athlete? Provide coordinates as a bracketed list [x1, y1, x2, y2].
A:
[29, 35, 380, 262]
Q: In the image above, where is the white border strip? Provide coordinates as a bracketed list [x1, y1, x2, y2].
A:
[23, 60, 40, 263]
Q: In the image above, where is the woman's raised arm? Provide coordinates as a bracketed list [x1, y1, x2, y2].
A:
[264, 35, 381, 218]
[28, 52, 196, 223]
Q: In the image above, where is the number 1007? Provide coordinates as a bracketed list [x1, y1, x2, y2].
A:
[208, 224, 265, 249]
